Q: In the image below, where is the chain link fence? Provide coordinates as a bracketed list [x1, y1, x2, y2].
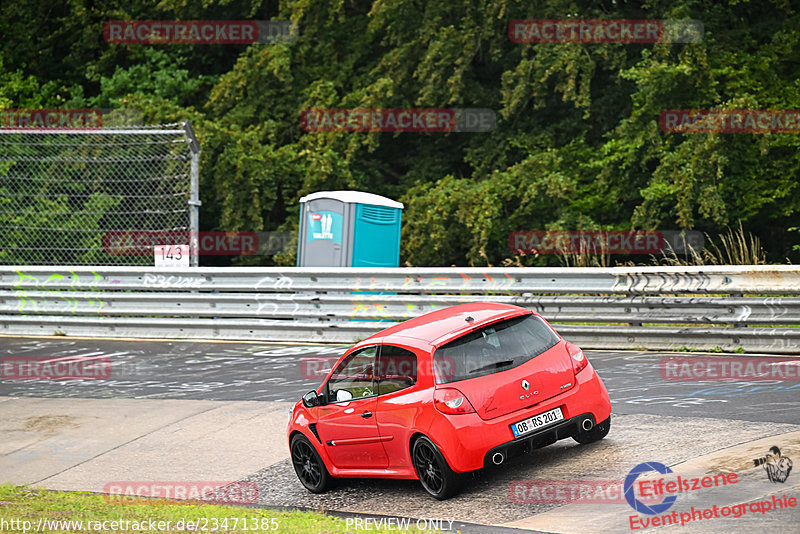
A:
[0, 122, 199, 266]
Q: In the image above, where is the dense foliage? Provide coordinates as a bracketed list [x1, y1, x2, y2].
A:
[1, 0, 798, 266]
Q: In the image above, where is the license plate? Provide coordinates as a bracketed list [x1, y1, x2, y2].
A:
[510, 407, 564, 438]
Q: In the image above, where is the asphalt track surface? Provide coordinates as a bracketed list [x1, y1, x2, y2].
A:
[1, 338, 798, 424]
[1, 336, 799, 533]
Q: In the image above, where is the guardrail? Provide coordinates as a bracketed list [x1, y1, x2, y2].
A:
[1, 265, 799, 353]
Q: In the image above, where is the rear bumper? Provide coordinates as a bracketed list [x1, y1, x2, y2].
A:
[482, 412, 597, 469]
[428, 363, 611, 473]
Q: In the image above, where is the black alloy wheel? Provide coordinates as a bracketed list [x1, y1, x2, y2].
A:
[290, 434, 332, 493]
[412, 436, 460, 500]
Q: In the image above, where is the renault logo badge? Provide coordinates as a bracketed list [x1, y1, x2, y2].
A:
[521, 380, 530, 391]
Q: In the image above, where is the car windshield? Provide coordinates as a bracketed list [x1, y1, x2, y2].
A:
[433, 314, 560, 384]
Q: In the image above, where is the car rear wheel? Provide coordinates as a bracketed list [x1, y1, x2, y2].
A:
[290, 434, 332, 493]
[412, 436, 460, 500]
[573, 415, 611, 444]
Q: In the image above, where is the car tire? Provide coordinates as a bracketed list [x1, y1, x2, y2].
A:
[412, 436, 461, 500]
[290, 434, 332, 493]
[573, 415, 611, 444]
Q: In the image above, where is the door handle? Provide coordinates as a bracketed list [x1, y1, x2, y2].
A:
[361, 411, 373, 418]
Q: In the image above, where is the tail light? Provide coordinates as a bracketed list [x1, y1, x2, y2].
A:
[566, 342, 589, 375]
[433, 388, 476, 415]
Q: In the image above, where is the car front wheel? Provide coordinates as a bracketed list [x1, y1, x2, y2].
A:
[412, 436, 461, 500]
[290, 434, 332, 493]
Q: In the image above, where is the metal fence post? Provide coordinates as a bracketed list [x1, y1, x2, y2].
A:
[183, 121, 202, 267]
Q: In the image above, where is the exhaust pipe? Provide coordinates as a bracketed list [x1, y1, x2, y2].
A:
[492, 452, 505, 465]
[581, 418, 594, 432]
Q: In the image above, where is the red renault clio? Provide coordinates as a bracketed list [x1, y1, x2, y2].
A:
[287, 302, 611, 499]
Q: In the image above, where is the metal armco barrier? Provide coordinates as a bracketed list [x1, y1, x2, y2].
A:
[1, 265, 799, 354]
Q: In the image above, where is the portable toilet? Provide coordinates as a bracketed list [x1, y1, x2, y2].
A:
[297, 191, 404, 267]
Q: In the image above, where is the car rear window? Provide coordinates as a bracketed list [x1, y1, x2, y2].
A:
[433, 314, 560, 384]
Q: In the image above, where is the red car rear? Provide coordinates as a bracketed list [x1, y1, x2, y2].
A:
[287, 302, 612, 499]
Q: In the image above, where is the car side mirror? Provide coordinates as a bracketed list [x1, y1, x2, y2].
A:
[302, 390, 321, 408]
[335, 389, 353, 402]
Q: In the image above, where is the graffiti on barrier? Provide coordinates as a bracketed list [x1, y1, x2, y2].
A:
[13, 270, 104, 316]
[142, 273, 207, 289]
[351, 272, 518, 294]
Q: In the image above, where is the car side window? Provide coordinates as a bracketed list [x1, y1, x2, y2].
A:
[376, 345, 417, 395]
[326, 346, 377, 402]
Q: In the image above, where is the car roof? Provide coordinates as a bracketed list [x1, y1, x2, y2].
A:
[358, 302, 532, 350]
